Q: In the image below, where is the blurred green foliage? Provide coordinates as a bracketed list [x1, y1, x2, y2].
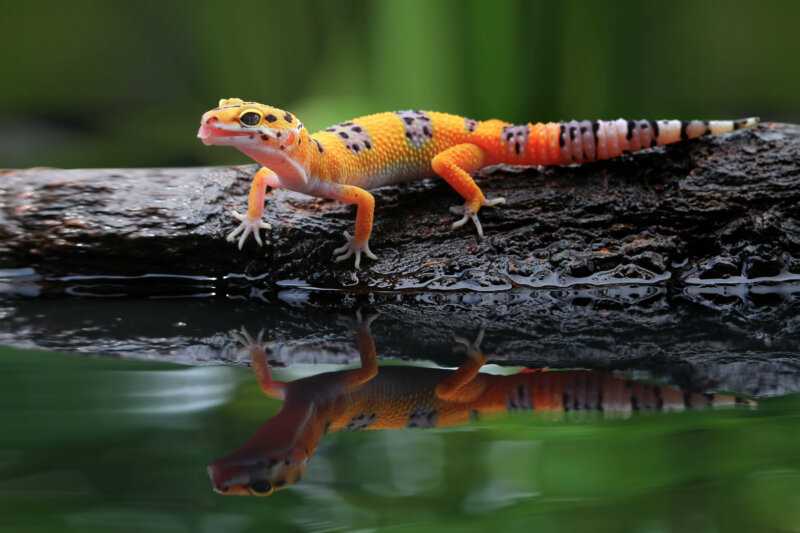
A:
[0, 0, 798, 168]
[2, 345, 800, 532]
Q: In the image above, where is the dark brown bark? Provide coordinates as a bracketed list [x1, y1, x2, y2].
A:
[1, 123, 800, 397]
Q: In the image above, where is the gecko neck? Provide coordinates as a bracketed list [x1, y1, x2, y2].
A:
[240, 129, 319, 192]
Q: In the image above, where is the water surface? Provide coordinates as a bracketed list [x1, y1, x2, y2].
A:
[1, 278, 800, 532]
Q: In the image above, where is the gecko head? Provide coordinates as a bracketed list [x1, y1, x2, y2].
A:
[207, 445, 310, 497]
[198, 98, 305, 153]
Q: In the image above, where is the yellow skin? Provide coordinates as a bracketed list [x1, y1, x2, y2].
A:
[198, 98, 758, 268]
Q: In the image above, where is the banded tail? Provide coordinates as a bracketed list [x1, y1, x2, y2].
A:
[515, 117, 760, 166]
[507, 371, 756, 417]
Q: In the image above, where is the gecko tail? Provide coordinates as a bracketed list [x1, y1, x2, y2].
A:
[555, 116, 760, 165]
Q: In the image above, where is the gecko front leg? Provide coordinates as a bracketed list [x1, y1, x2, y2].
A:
[325, 184, 378, 269]
[227, 167, 280, 249]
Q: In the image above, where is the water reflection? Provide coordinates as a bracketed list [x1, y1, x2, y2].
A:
[208, 317, 753, 497]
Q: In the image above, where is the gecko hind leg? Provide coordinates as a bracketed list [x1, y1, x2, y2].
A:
[448, 197, 506, 239]
[432, 144, 505, 240]
[333, 231, 378, 269]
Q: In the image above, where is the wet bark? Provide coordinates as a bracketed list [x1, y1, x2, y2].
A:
[1, 123, 799, 288]
[2, 123, 800, 398]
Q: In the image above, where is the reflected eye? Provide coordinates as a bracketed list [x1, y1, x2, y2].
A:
[249, 480, 272, 495]
[239, 111, 262, 126]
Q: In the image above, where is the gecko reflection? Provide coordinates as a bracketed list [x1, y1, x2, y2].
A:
[208, 318, 752, 496]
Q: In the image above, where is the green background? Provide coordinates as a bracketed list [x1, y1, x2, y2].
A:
[1, 0, 797, 168]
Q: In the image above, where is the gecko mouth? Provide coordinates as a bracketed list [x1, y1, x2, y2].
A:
[197, 119, 254, 146]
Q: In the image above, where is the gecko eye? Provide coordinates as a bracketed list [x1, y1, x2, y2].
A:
[239, 111, 262, 127]
[249, 480, 273, 495]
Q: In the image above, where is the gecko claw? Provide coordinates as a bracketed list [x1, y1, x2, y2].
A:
[333, 231, 378, 269]
[227, 210, 272, 249]
[231, 326, 268, 355]
[453, 327, 486, 360]
[449, 197, 505, 240]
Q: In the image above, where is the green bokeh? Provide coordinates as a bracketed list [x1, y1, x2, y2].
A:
[0, 0, 797, 168]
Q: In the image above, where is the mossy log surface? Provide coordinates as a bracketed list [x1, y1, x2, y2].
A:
[1, 123, 799, 288]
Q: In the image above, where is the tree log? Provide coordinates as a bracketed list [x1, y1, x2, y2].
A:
[1, 123, 798, 287]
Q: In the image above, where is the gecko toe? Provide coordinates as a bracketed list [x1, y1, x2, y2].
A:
[332, 231, 377, 269]
[228, 211, 271, 249]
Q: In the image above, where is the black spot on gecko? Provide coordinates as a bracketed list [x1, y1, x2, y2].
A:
[284, 112, 293, 123]
[464, 118, 478, 132]
[508, 383, 532, 411]
[325, 121, 372, 153]
[501, 124, 529, 156]
[261, 134, 269, 140]
[559, 124, 565, 147]
[346, 413, 377, 431]
[627, 120, 635, 140]
[680, 120, 689, 141]
[313, 138, 324, 153]
[408, 407, 437, 428]
[397, 110, 434, 148]
[570, 126, 577, 140]
[649, 120, 659, 138]
[266, 114, 277, 123]
[276, 132, 282, 138]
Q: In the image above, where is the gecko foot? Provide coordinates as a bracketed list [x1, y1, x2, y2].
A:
[226, 210, 272, 250]
[332, 231, 378, 269]
[230, 326, 268, 357]
[449, 197, 505, 239]
[453, 327, 486, 361]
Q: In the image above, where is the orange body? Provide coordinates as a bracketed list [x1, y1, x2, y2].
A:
[198, 99, 759, 267]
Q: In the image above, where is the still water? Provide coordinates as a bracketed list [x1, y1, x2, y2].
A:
[1, 279, 800, 532]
